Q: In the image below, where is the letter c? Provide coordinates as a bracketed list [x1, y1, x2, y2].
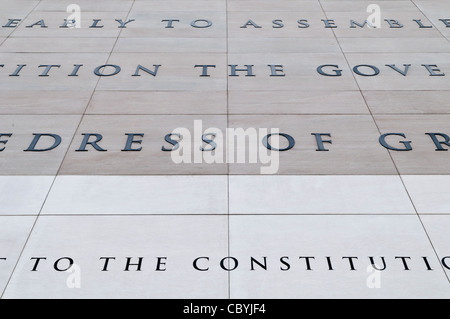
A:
[193, 257, 209, 271]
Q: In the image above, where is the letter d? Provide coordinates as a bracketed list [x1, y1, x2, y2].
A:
[25, 134, 62, 152]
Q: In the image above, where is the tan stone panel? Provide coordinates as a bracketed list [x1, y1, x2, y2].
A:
[35, 0, 134, 12]
[320, 0, 420, 12]
[114, 37, 226, 53]
[0, 0, 39, 34]
[345, 53, 450, 91]
[0, 52, 109, 91]
[228, 12, 336, 39]
[228, 115, 397, 175]
[330, 12, 443, 38]
[363, 91, 450, 114]
[59, 115, 228, 175]
[87, 91, 227, 115]
[10, 12, 126, 38]
[0, 115, 81, 175]
[229, 37, 341, 53]
[414, 10, 450, 39]
[414, 0, 450, 13]
[131, 0, 226, 12]
[374, 115, 450, 174]
[0, 90, 91, 115]
[228, 90, 369, 115]
[227, 0, 323, 12]
[96, 53, 227, 91]
[227, 53, 359, 91]
[122, 12, 226, 38]
[339, 37, 450, 53]
[0, 25, 17, 38]
[0, 37, 116, 53]
[0, 0, 39, 13]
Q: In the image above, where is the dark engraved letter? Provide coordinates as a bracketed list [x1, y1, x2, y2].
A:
[369, 256, 387, 271]
[385, 19, 403, 28]
[317, 64, 342, 76]
[125, 257, 144, 271]
[77, 133, 107, 152]
[39, 65, 61, 77]
[426, 133, 450, 151]
[94, 64, 121, 77]
[342, 257, 358, 271]
[10, 64, 26, 77]
[132, 64, 160, 77]
[312, 133, 332, 151]
[25, 134, 62, 152]
[54, 257, 74, 272]
[115, 19, 135, 28]
[413, 19, 432, 28]
[240, 20, 262, 28]
[379, 133, 412, 151]
[30, 257, 47, 271]
[422, 64, 445, 76]
[386, 64, 411, 76]
[268, 65, 285, 77]
[193, 257, 209, 271]
[322, 19, 337, 28]
[0, 134, 12, 151]
[100, 257, 115, 271]
[194, 65, 216, 77]
[3, 19, 22, 28]
[229, 65, 255, 77]
[250, 257, 268, 271]
[395, 256, 412, 270]
[122, 133, 144, 152]
[263, 133, 295, 151]
[191, 19, 212, 28]
[299, 257, 315, 270]
[162, 133, 181, 152]
[162, 19, 180, 28]
[353, 64, 380, 77]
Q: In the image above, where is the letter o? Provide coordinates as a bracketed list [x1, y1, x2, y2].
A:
[94, 64, 121, 77]
[191, 19, 213, 28]
[442, 257, 450, 270]
[263, 133, 295, 151]
[54, 257, 74, 272]
[220, 257, 239, 271]
[353, 64, 380, 77]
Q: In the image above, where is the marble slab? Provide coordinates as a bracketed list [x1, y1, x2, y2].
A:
[402, 176, 450, 214]
[42, 175, 228, 215]
[420, 215, 450, 279]
[2, 215, 229, 299]
[0, 216, 35, 296]
[229, 215, 450, 298]
[0, 176, 54, 215]
[229, 175, 415, 215]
